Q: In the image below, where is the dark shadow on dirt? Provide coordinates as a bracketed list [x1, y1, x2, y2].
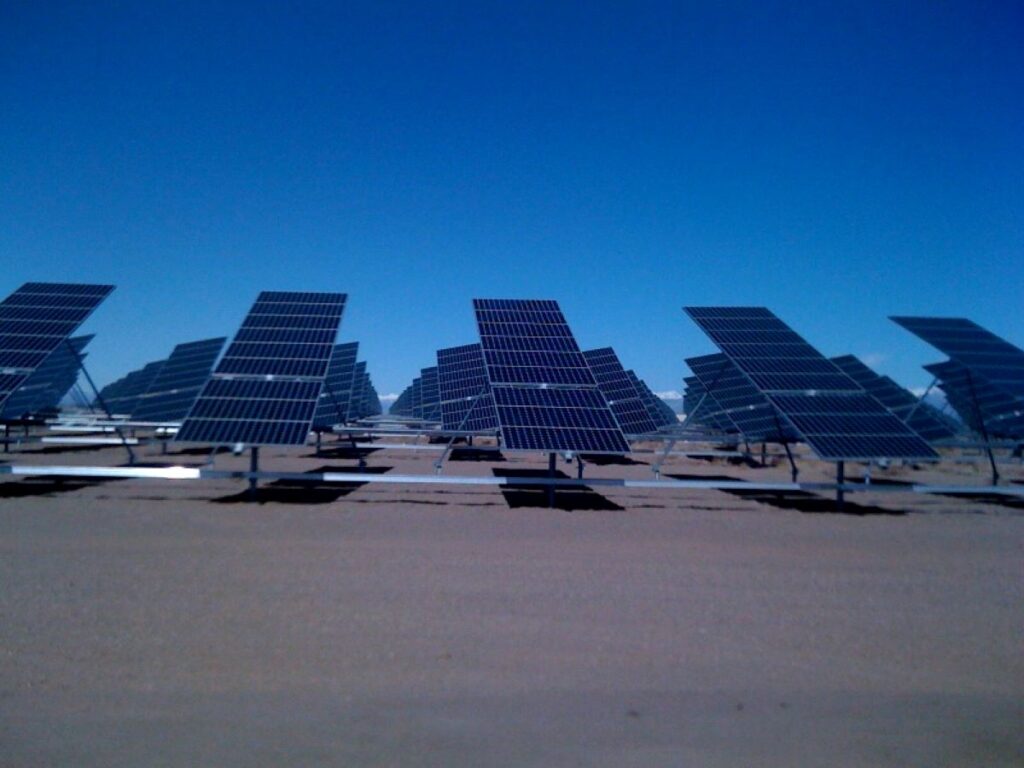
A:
[491, 468, 624, 511]
[580, 453, 645, 466]
[0, 475, 125, 498]
[933, 492, 1024, 511]
[211, 465, 392, 504]
[449, 447, 505, 462]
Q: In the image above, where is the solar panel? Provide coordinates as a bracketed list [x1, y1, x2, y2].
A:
[390, 386, 412, 416]
[410, 376, 423, 419]
[685, 307, 938, 461]
[0, 282, 114, 407]
[97, 360, 166, 415]
[682, 376, 735, 433]
[436, 343, 498, 431]
[627, 370, 679, 429]
[132, 337, 226, 422]
[419, 366, 442, 423]
[351, 362, 370, 419]
[175, 291, 346, 446]
[892, 317, 1024, 439]
[686, 353, 797, 442]
[473, 299, 629, 453]
[830, 354, 956, 442]
[1, 335, 93, 420]
[312, 341, 359, 429]
[582, 348, 660, 435]
[925, 359, 1024, 438]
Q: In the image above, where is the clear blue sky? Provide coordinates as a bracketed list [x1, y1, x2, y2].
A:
[3, 1, 1022, 398]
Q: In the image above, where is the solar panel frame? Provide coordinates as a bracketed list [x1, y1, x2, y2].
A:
[436, 343, 498, 432]
[684, 307, 939, 462]
[0, 335, 93, 419]
[473, 299, 629, 454]
[175, 291, 346, 446]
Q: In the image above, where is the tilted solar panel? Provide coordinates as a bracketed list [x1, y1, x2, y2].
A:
[925, 360, 1024, 438]
[682, 376, 735, 433]
[686, 353, 797, 442]
[893, 317, 1024, 440]
[583, 348, 659, 435]
[627, 370, 678, 429]
[175, 291, 346, 446]
[473, 299, 629, 453]
[1, 335, 93, 419]
[436, 343, 498, 432]
[830, 354, 956, 442]
[312, 341, 359, 428]
[97, 360, 166, 416]
[684, 307, 938, 462]
[132, 337, 226, 422]
[410, 376, 423, 419]
[419, 366, 442, 422]
[0, 282, 114, 407]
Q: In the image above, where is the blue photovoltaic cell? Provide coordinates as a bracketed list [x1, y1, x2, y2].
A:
[0, 282, 113, 407]
[410, 376, 423, 419]
[312, 341, 359, 428]
[437, 343, 498, 431]
[627, 370, 678, 429]
[830, 355, 956, 442]
[351, 363, 370, 419]
[176, 291, 346, 446]
[1, 335, 92, 419]
[684, 307, 938, 461]
[892, 317, 1024, 439]
[473, 299, 629, 453]
[686, 353, 797, 442]
[419, 366, 442, 423]
[583, 348, 659, 435]
[132, 337, 226, 422]
[390, 386, 412, 416]
[97, 360, 166, 415]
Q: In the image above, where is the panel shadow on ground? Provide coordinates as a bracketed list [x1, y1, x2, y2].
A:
[491, 467, 624, 511]
[211, 465, 392, 504]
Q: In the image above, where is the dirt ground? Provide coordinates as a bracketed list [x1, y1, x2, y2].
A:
[1, 435, 1022, 766]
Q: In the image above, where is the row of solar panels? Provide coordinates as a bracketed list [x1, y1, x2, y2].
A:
[2, 283, 1022, 459]
[390, 342, 678, 441]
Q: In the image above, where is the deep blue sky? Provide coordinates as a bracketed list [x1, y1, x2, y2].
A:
[3, 1, 1022, 398]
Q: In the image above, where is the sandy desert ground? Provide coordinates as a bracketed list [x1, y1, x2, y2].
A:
[1, 434, 1022, 766]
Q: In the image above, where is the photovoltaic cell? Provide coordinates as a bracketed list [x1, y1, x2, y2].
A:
[925, 360, 1024, 438]
[410, 376, 422, 419]
[1, 335, 92, 420]
[419, 366, 442, 423]
[132, 337, 226, 422]
[0, 282, 114, 407]
[583, 348, 659, 435]
[312, 341, 359, 428]
[97, 360, 166, 415]
[436, 343, 498, 431]
[176, 291, 346, 446]
[684, 307, 938, 461]
[627, 370, 678, 429]
[473, 299, 629, 453]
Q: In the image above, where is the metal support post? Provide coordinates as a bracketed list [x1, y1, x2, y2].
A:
[64, 339, 135, 465]
[836, 461, 845, 511]
[248, 446, 259, 499]
[547, 452, 557, 509]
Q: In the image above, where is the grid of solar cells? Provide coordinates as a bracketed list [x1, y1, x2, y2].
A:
[682, 376, 734, 432]
[363, 373, 382, 417]
[1, 335, 92, 420]
[925, 360, 1024, 438]
[350, 364, 370, 419]
[684, 307, 938, 461]
[830, 354, 956, 442]
[419, 366, 442, 422]
[176, 291, 346, 446]
[410, 376, 423, 419]
[627, 370, 678, 429]
[132, 337, 226, 422]
[582, 348, 659, 435]
[0, 282, 114, 407]
[686, 353, 797, 442]
[436, 343, 498, 431]
[893, 317, 1024, 440]
[312, 341, 359, 428]
[390, 386, 412, 416]
[97, 360, 165, 415]
[473, 299, 629, 453]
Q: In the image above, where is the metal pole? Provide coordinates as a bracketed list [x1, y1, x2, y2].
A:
[782, 442, 798, 482]
[836, 461, 845, 511]
[547, 452, 556, 509]
[576, 455, 585, 480]
[248, 446, 259, 499]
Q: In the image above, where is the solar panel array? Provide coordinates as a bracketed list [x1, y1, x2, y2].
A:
[582, 348, 659, 435]
[176, 291, 346, 446]
[685, 307, 938, 461]
[390, 386, 413, 416]
[0, 282, 114, 408]
[682, 375, 734, 433]
[410, 376, 423, 419]
[1, 335, 92, 420]
[132, 337, 226, 422]
[97, 360, 165, 415]
[436, 343, 498, 431]
[892, 317, 1024, 440]
[686, 353, 796, 442]
[312, 341, 359, 428]
[627, 370, 679, 429]
[473, 299, 629, 453]
[830, 354, 956, 442]
[419, 366, 442, 422]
